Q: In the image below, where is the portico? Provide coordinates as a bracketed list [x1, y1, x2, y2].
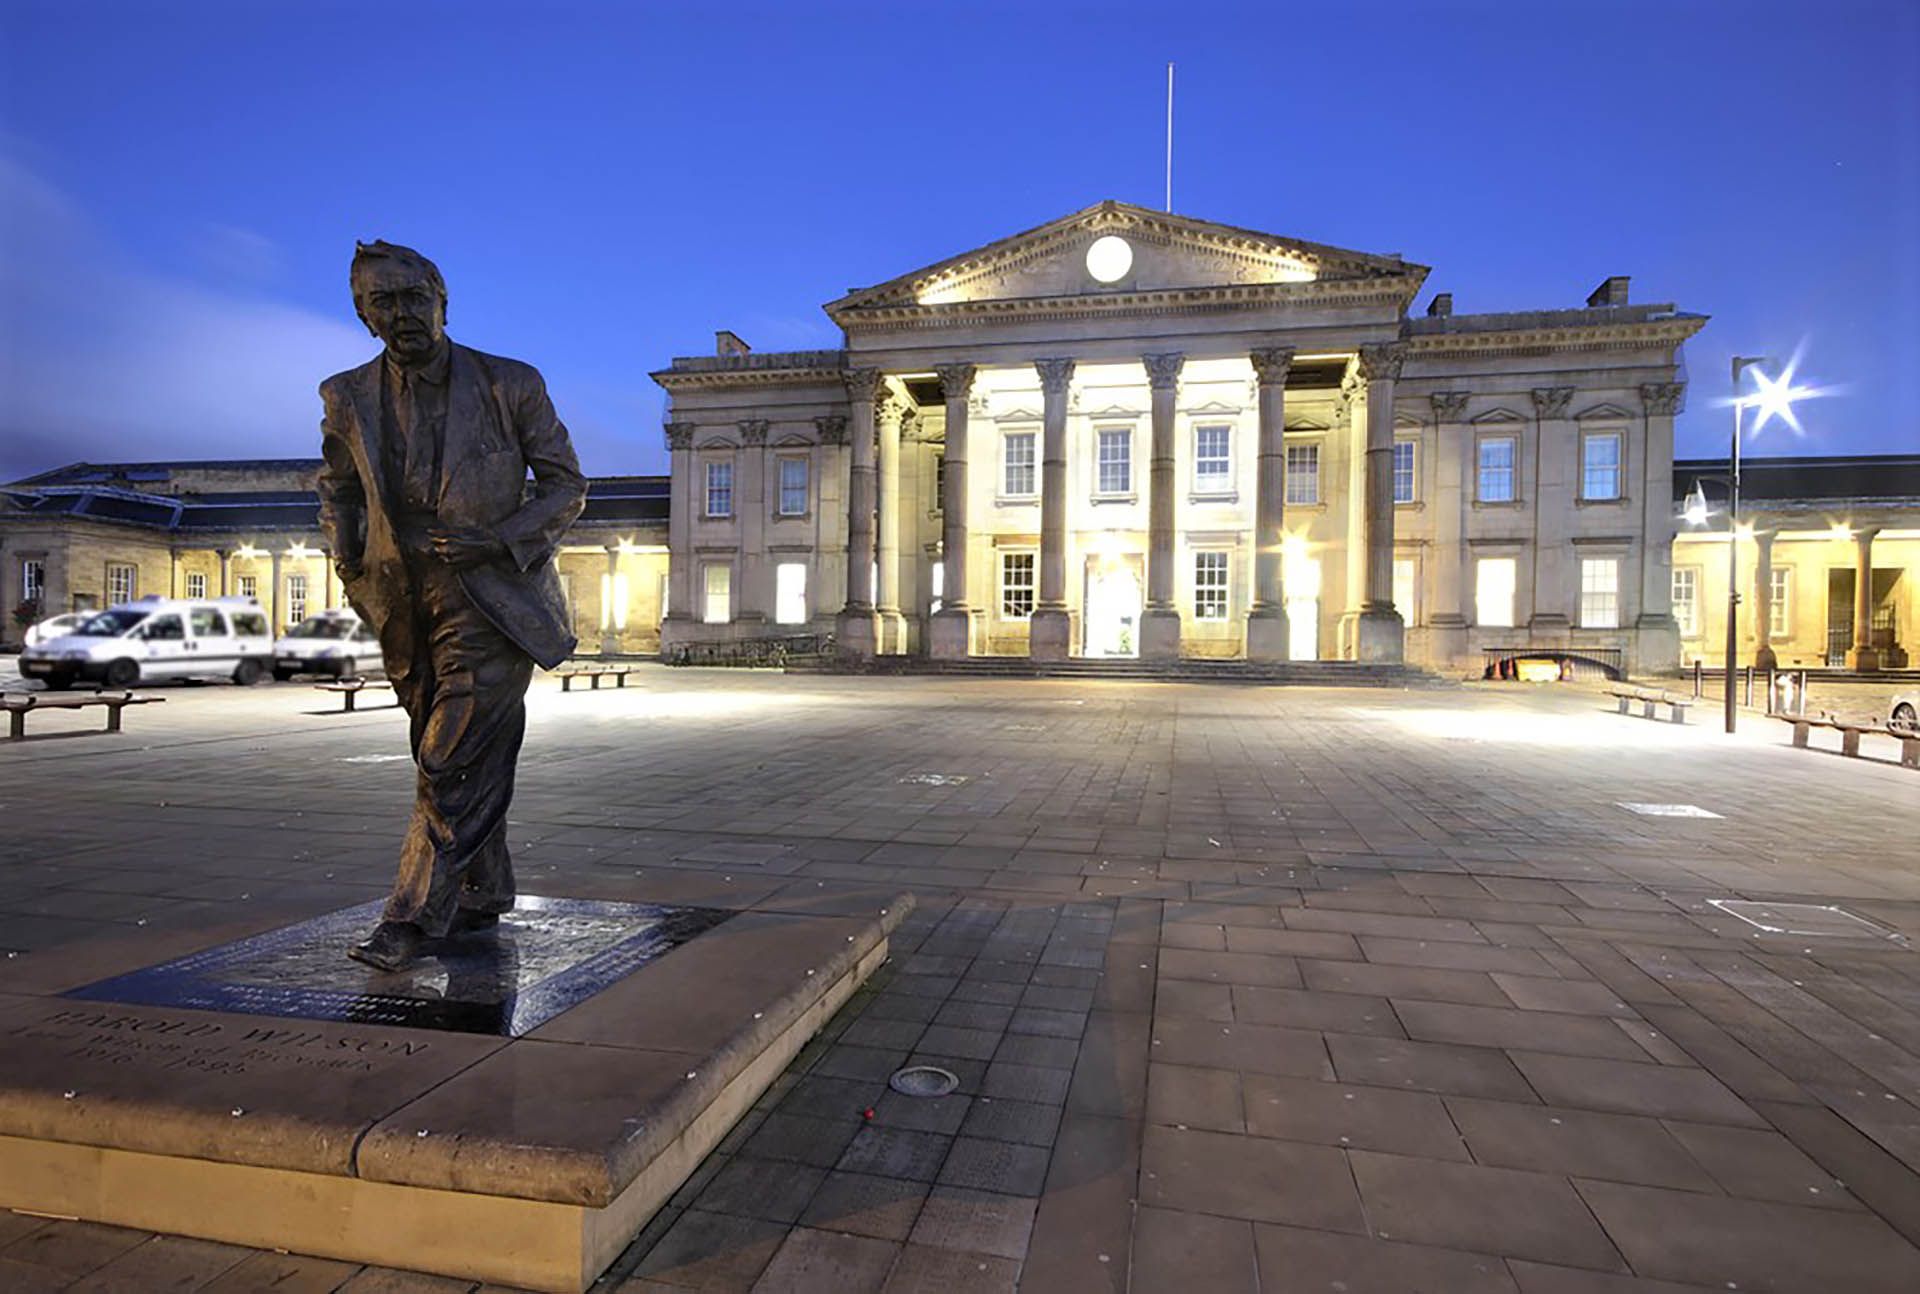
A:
[651, 201, 1704, 675]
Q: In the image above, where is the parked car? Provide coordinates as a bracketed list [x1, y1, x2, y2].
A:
[19, 596, 274, 688]
[1891, 690, 1919, 733]
[22, 612, 89, 647]
[272, 610, 383, 680]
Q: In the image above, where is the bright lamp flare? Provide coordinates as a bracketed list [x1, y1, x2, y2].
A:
[1739, 353, 1826, 437]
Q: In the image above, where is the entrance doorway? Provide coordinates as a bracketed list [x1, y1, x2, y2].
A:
[1286, 557, 1321, 661]
[1083, 558, 1142, 658]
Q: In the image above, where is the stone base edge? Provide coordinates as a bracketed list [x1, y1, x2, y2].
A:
[0, 938, 890, 1293]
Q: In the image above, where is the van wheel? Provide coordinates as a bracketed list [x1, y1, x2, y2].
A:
[105, 659, 139, 688]
[1895, 703, 1918, 734]
[233, 659, 263, 687]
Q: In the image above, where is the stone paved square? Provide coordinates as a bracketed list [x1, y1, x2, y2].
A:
[2, 665, 1918, 1291]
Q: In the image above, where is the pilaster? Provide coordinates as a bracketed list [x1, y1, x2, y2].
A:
[837, 369, 881, 659]
[1245, 346, 1293, 662]
[1354, 343, 1405, 663]
[929, 363, 977, 660]
[1528, 385, 1575, 637]
[1030, 358, 1075, 660]
[1140, 351, 1185, 661]
[737, 419, 769, 627]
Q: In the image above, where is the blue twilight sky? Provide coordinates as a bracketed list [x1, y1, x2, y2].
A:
[2, 0, 1916, 483]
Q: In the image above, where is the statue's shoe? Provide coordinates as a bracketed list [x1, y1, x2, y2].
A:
[348, 920, 425, 972]
[449, 910, 501, 936]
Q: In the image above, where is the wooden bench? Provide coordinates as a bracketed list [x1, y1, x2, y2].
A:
[556, 666, 637, 693]
[1605, 687, 1691, 724]
[1773, 711, 1920, 768]
[3, 690, 163, 740]
[315, 678, 396, 712]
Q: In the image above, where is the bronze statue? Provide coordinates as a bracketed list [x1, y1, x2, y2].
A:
[318, 241, 586, 972]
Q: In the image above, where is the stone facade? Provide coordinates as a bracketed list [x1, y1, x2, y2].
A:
[652, 202, 1706, 675]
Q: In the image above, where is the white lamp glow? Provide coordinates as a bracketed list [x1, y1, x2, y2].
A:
[1085, 236, 1133, 283]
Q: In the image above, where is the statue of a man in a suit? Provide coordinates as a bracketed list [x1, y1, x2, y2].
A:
[318, 241, 586, 972]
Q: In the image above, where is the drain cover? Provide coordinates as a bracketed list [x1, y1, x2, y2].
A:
[899, 773, 969, 786]
[1618, 802, 1722, 819]
[889, 1065, 960, 1097]
[1708, 900, 1907, 941]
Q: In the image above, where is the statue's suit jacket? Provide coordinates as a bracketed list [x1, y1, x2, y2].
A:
[316, 343, 587, 670]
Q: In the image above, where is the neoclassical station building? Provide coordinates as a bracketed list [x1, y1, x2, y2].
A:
[652, 201, 1706, 673]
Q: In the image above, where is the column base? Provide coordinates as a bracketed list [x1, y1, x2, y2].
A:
[835, 607, 879, 660]
[1355, 608, 1405, 664]
[1244, 609, 1290, 663]
[1140, 608, 1182, 662]
[1847, 645, 1881, 673]
[877, 609, 908, 656]
[929, 608, 974, 660]
[1753, 645, 1778, 671]
[1028, 607, 1072, 661]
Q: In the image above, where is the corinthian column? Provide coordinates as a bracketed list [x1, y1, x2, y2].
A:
[1140, 352, 1185, 661]
[1847, 527, 1881, 672]
[876, 393, 906, 654]
[1354, 342, 1405, 662]
[1029, 358, 1076, 660]
[1428, 392, 1471, 670]
[929, 363, 977, 659]
[837, 368, 881, 658]
[1246, 346, 1294, 661]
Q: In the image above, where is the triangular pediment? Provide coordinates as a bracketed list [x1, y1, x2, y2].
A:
[827, 201, 1423, 317]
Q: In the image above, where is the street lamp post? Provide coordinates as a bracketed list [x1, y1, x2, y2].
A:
[1722, 355, 1770, 734]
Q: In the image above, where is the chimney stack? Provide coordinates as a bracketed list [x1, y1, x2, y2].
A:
[715, 330, 751, 356]
[1585, 277, 1630, 308]
[1425, 292, 1453, 318]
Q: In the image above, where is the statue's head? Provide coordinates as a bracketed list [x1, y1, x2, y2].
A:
[350, 240, 447, 364]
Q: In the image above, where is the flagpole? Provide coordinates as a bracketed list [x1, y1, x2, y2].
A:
[1165, 63, 1174, 212]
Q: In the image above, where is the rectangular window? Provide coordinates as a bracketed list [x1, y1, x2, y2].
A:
[1672, 568, 1698, 638]
[930, 559, 944, 614]
[1583, 432, 1622, 500]
[1393, 558, 1415, 619]
[777, 458, 808, 516]
[107, 562, 136, 605]
[775, 563, 807, 625]
[1769, 568, 1791, 640]
[705, 461, 733, 518]
[1580, 558, 1620, 628]
[702, 564, 731, 624]
[185, 572, 207, 600]
[236, 574, 257, 600]
[932, 454, 946, 512]
[1478, 437, 1516, 503]
[1476, 557, 1517, 627]
[1393, 440, 1417, 504]
[1285, 444, 1319, 505]
[1096, 429, 1131, 495]
[1003, 432, 1036, 497]
[1194, 425, 1231, 491]
[1000, 551, 1035, 620]
[22, 559, 45, 604]
[286, 573, 308, 627]
[599, 572, 629, 630]
[1194, 551, 1228, 620]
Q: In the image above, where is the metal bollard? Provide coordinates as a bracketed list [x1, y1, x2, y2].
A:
[1692, 659, 1702, 699]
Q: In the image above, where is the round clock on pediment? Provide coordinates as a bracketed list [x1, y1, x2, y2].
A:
[1085, 235, 1134, 284]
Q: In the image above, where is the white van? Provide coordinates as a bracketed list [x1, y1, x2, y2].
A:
[273, 609, 384, 680]
[19, 596, 275, 689]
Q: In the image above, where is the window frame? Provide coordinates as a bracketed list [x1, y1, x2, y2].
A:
[1578, 556, 1621, 629]
[1580, 430, 1624, 502]
[1477, 434, 1518, 504]
[1001, 429, 1038, 499]
[1192, 423, 1232, 495]
[106, 562, 136, 606]
[775, 456, 809, 518]
[999, 550, 1036, 621]
[1393, 556, 1417, 623]
[1768, 567, 1791, 640]
[774, 562, 808, 625]
[1672, 566, 1699, 638]
[1392, 438, 1418, 505]
[1475, 556, 1518, 628]
[1284, 441, 1320, 506]
[1095, 426, 1133, 498]
[1193, 550, 1229, 621]
[235, 574, 257, 601]
[22, 559, 45, 604]
[285, 572, 309, 627]
[184, 571, 207, 600]
[704, 460, 734, 519]
[702, 563, 732, 625]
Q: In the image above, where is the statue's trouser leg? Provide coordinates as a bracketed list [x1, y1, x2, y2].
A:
[383, 563, 533, 937]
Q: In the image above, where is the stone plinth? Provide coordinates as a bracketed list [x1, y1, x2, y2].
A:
[0, 888, 911, 1292]
[1354, 608, 1405, 663]
[1139, 609, 1181, 661]
[1244, 609, 1290, 663]
[1028, 608, 1071, 661]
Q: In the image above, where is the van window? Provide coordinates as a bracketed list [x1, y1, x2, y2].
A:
[79, 609, 148, 636]
[230, 612, 269, 637]
[353, 624, 377, 642]
[143, 615, 185, 641]
[190, 608, 228, 637]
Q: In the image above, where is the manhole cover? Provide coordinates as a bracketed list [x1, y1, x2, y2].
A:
[1618, 802, 1722, 819]
[1708, 900, 1907, 941]
[899, 773, 969, 786]
[889, 1065, 960, 1097]
[338, 754, 410, 764]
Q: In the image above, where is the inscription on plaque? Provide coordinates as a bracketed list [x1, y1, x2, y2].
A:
[63, 896, 733, 1037]
[10, 1007, 439, 1077]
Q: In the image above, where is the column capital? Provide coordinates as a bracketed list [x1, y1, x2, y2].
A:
[1355, 342, 1406, 383]
[738, 419, 769, 445]
[813, 414, 848, 445]
[1143, 352, 1186, 390]
[1854, 525, 1882, 545]
[843, 367, 882, 402]
[934, 363, 977, 401]
[664, 421, 695, 451]
[1531, 386, 1574, 419]
[1249, 347, 1296, 387]
[875, 393, 904, 429]
[1034, 357, 1076, 394]
[1429, 391, 1470, 420]
[1639, 382, 1686, 416]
